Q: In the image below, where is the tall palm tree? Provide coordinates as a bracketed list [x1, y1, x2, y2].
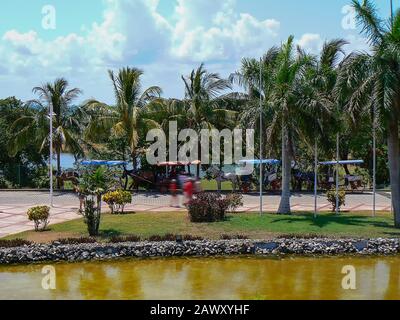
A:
[298, 39, 348, 162]
[231, 39, 315, 214]
[181, 64, 236, 175]
[8, 78, 83, 188]
[85, 67, 162, 168]
[335, 0, 400, 227]
[230, 47, 280, 160]
[268, 36, 316, 214]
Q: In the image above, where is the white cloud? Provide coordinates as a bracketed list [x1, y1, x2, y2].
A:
[296, 33, 323, 54]
[171, 0, 280, 61]
[344, 34, 370, 54]
[0, 0, 285, 101]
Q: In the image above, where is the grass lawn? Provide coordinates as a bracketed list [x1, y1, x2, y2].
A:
[5, 211, 400, 243]
[200, 179, 233, 191]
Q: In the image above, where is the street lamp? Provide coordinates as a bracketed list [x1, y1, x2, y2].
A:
[391, 0, 394, 26]
[48, 108, 56, 207]
[259, 57, 263, 216]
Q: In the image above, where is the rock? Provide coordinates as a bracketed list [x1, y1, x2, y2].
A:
[1, 237, 400, 264]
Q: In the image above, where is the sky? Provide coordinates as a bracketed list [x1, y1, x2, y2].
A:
[0, 0, 396, 104]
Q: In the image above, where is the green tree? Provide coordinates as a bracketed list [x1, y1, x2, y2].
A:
[85, 67, 162, 167]
[8, 79, 83, 188]
[233, 37, 314, 214]
[182, 64, 237, 176]
[77, 167, 113, 236]
[336, 0, 400, 226]
[0, 97, 47, 187]
[268, 36, 317, 214]
[230, 47, 280, 160]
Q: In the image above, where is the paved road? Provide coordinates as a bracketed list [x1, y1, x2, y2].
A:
[0, 190, 393, 238]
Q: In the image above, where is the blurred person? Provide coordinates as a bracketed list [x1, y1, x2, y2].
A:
[183, 178, 194, 206]
[169, 179, 179, 207]
[194, 178, 202, 194]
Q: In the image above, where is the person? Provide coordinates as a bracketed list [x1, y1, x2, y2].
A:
[183, 178, 194, 206]
[178, 171, 187, 189]
[169, 179, 179, 207]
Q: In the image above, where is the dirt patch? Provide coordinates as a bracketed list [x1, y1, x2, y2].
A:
[20, 231, 79, 243]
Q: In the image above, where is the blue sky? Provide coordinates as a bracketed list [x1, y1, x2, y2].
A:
[0, 0, 396, 104]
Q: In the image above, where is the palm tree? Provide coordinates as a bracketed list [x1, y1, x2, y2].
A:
[181, 64, 237, 176]
[269, 36, 317, 214]
[298, 39, 348, 170]
[8, 78, 83, 188]
[335, 0, 400, 227]
[230, 47, 280, 160]
[234, 37, 314, 214]
[145, 98, 188, 134]
[231, 39, 316, 214]
[85, 67, 162, 168]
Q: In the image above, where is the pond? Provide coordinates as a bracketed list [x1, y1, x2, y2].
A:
[0, 256, 399, 300]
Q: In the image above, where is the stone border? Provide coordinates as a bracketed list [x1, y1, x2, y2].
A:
[0, 238, 399, 264]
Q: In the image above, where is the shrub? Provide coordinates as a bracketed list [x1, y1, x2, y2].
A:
[31, 166, 50, 189]
[187, 193, 217, 223]
[108, 235, 141, 243]
[326, 188, 346, 212]
[225, 193, 243, 212]
[103, 189, 132, 214]
[81, 199, 101, 237]
[27, 206, 50, 232]
[31, 175, 50, 189]
[187, 192, 242, 223]
[0, 176, 13, 189]
[54, 237, 97, 245]
[0, 239, 32, 248]
[77, 167, 114, 236]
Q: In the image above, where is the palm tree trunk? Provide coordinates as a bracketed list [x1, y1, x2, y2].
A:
[56, 147, 61, 189]
[197, 140, 201, 178]
[132, 151, 137, 170]
[278, 126, 291, 214]
[387, 116, 400, 227]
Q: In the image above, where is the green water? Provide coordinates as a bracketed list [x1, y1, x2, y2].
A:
[0, 256, 399, 300]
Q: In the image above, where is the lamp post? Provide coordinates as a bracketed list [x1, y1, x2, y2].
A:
[336, 134, 340, 215]
[372, 103, 376, 217]
[259, 57, 263, 216]
[49, 106, 55, 207]
[391, 0, 394, 26]
[314, 138, 318, 218]
[389, 0, 393, 215]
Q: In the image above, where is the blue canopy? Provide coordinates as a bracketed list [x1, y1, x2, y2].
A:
[239, 159, 280, 165]
[80, 160, 128, 167]
[319, 160, 364, 166]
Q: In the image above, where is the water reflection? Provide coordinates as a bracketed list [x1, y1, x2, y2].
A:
[0, 256, 399, 300]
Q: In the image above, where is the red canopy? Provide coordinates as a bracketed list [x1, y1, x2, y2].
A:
[157, 160, 201, 167]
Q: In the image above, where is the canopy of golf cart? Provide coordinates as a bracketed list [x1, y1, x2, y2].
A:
[157, 160, 201, 167]
[239, 159, 280, 165]
[319, 160, 364, 166]
[80, 160, 129, 167]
